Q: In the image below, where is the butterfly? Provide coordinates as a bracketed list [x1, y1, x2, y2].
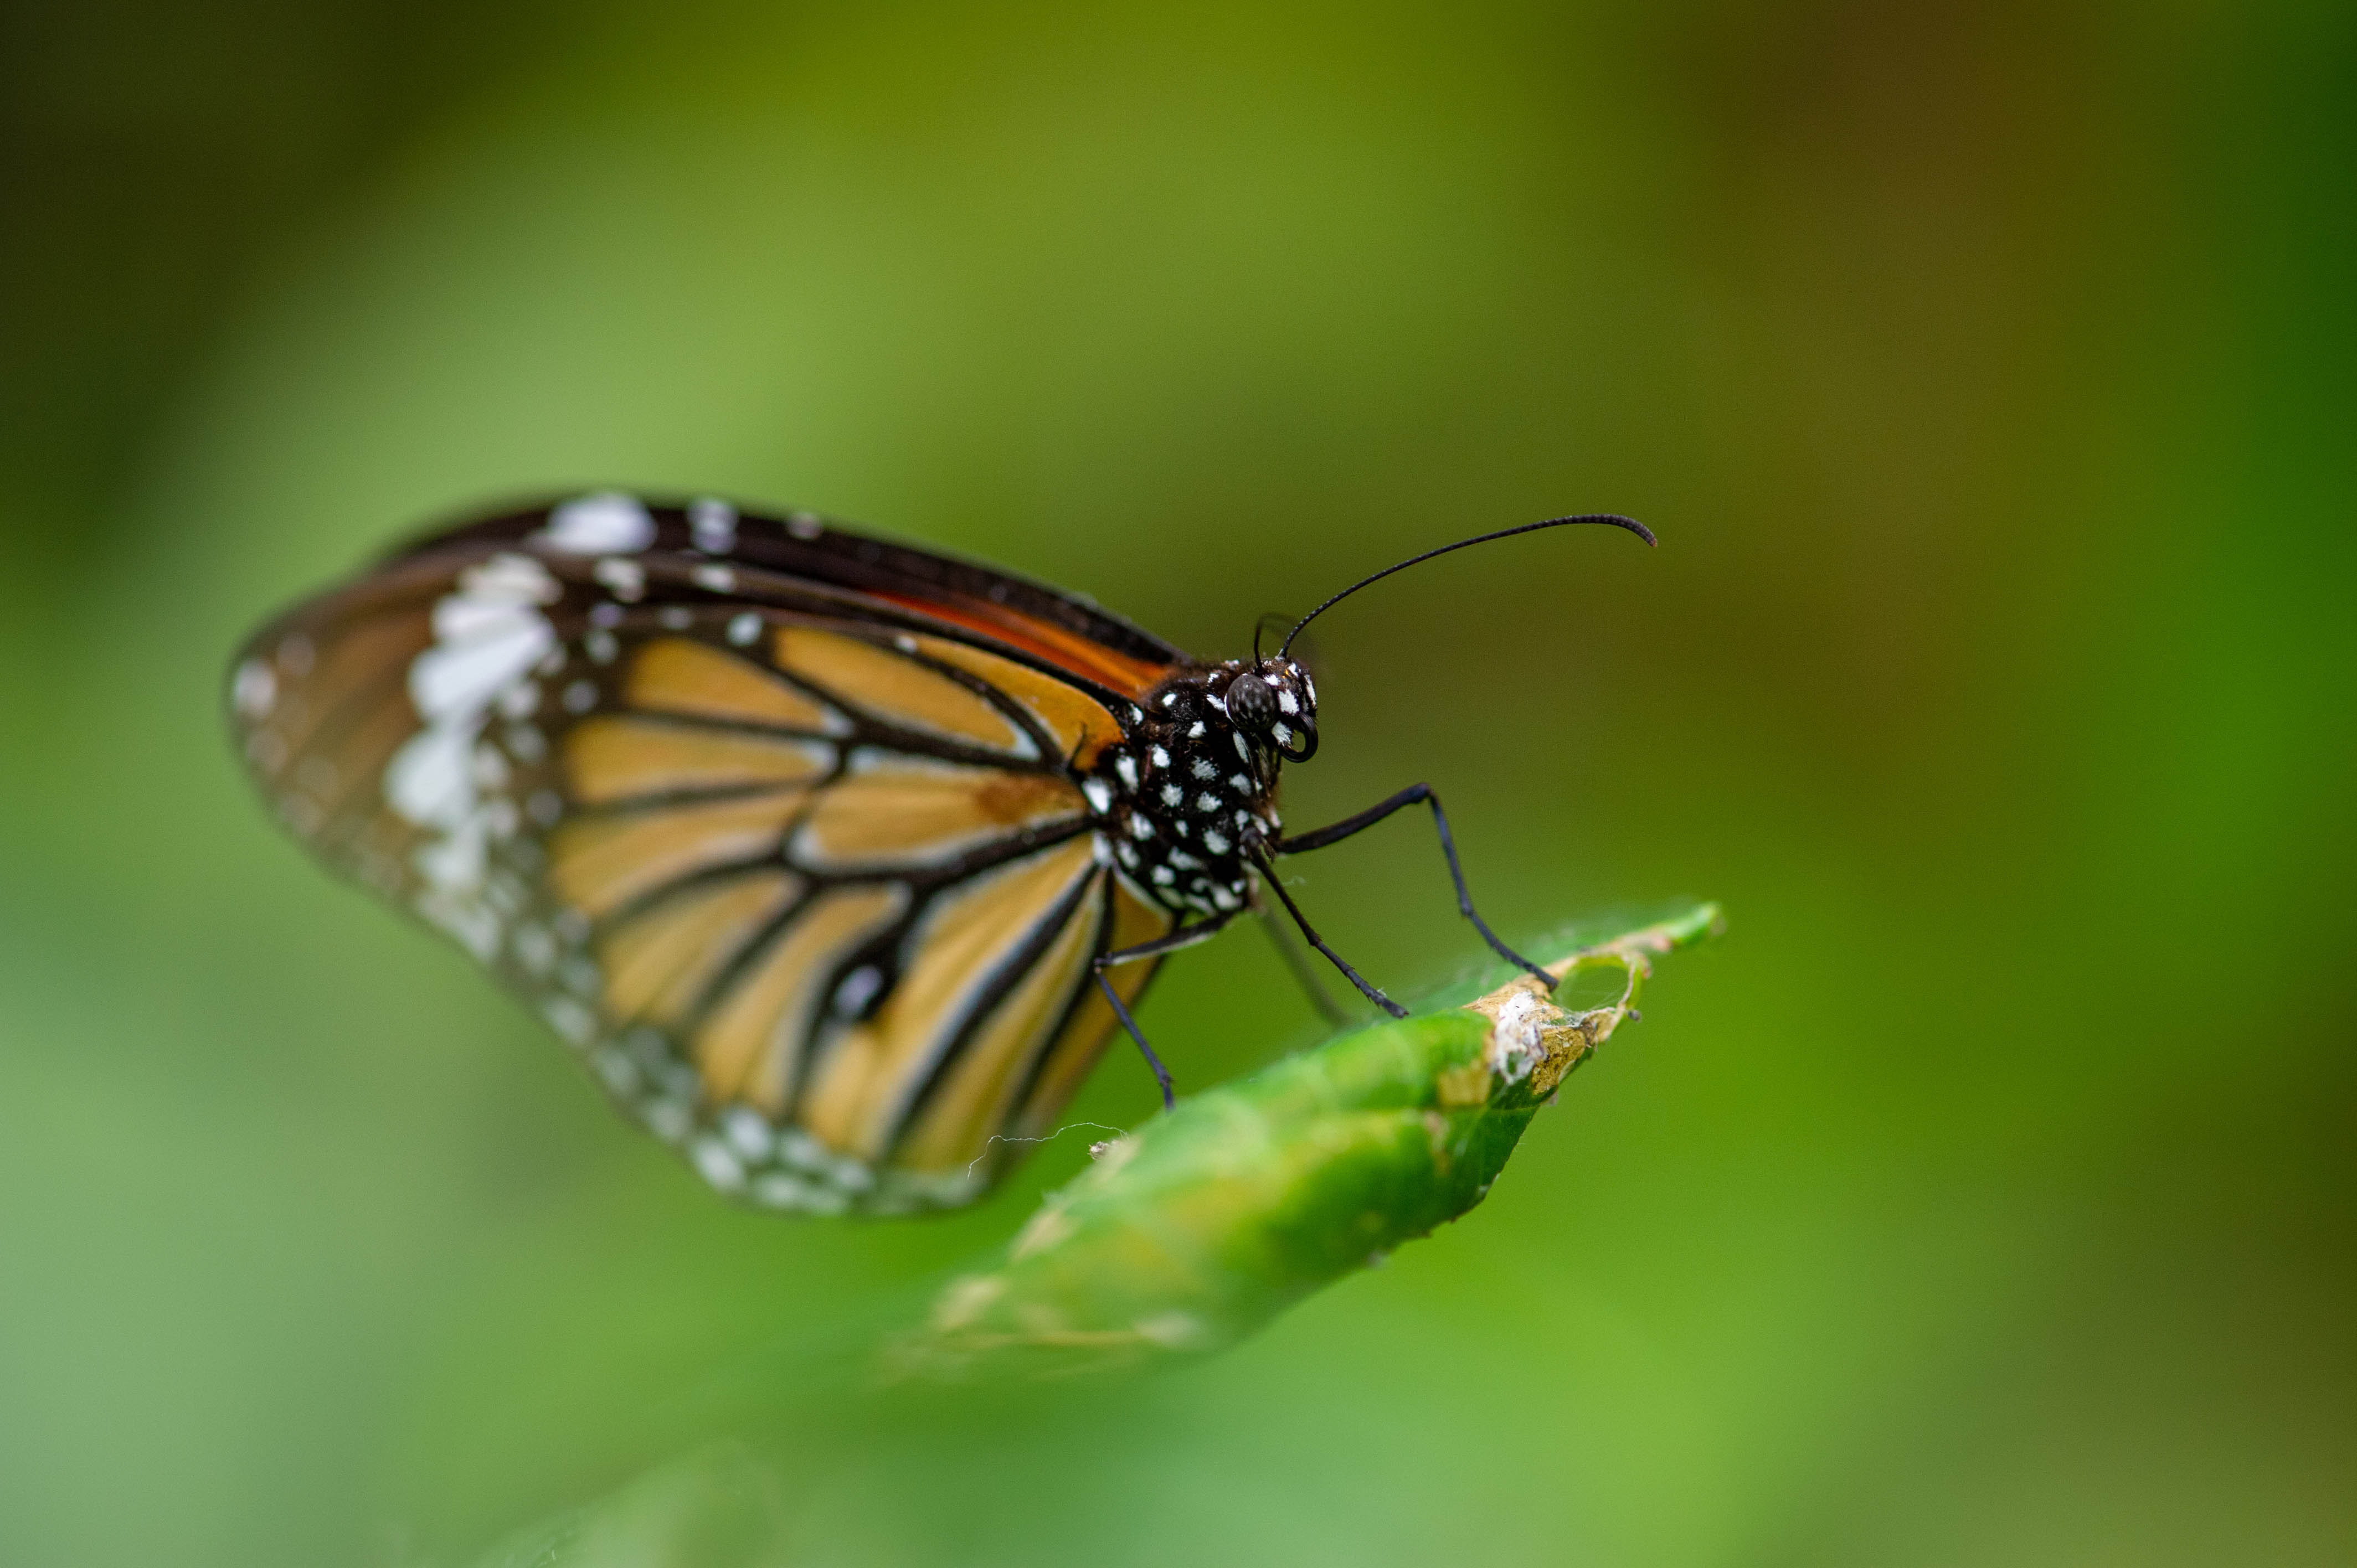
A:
[227, 492, 1651, 1214]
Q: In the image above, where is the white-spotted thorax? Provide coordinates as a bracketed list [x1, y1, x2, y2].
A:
[1079, 657, 1319, 917]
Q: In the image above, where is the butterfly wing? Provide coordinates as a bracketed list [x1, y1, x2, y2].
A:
[387, 491, 1188, 702]
[228, 496, 1183, 1213]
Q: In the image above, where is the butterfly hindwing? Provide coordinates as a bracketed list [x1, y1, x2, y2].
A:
[229, 499, 1184, 1213]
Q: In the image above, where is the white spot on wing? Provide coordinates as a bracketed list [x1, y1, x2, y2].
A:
[231, 659, 276, 718]
[513, 924, 555, 975]
[384, 553, 560, 943]
[543, 994, 596, 1044]
[834, 965, 884, 1015]
[722, 1107, 775, 1160]
[689, 497, 737, 553]
[594, 557, 646, 602]
[410, 625, 548, 718]
[538, 492, 655, 554]
[691, 1137, 748, 1193]
[644, 1097, 692, 1143]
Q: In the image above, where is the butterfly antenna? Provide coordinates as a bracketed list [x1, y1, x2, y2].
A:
[1277, 514, 1655, 659]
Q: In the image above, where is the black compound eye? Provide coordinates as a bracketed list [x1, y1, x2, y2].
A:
[1225, 670, 1277, 731]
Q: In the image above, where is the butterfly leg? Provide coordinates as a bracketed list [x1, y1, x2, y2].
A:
[1269, 783, 1557, 992]
[1259, 905, 1349, 1027]
[1093, 972, 1174, 1108]
[1250, 852, 1409, 1019]
[1093, 912, 1238, 1109]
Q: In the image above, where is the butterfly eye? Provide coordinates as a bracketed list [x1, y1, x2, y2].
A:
[1225, 670, 1277, 731]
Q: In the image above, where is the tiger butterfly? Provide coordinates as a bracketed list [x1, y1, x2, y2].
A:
[226, 493, 1651, 1214]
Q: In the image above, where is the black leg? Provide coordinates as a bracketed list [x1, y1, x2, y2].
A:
[1100, 910, 1237, 967]
[1253, 853, 1409, 1019]
[1272, 782, 1556, 991]
[1094, 968, 1174, 1108]
[1091, 909, 1237, 1109]
[1259, 905, 1349, 1026]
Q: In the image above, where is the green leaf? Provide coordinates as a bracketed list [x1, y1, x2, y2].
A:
[887, 902, 1723, 1380]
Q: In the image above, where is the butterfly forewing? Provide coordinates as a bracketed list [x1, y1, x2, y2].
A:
[229, 498, 1182, 1213]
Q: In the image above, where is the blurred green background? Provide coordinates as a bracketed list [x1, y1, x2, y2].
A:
[4, 1, 2353, 1562]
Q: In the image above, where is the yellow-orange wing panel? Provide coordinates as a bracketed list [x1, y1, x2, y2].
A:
[229, 495, 1202, 1218]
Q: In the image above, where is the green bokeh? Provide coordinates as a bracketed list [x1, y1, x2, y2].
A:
[3, 2, 2350, 1564]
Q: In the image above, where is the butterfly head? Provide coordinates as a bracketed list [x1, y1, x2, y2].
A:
[1221, 658, 1318, 764]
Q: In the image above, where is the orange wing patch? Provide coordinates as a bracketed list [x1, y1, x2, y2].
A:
[791, 756, 1085, 871]
[597, 869, 802, 1028]
[548, 791, 809, 919]
[798, 837, 1102, 1160]
[913, 635, 1127, 769]
[625, 637, 842, 731]
[873, 592, 1176, 702]
[1008, 871, 1173, 1143]
[775, 627, 1032, 756]
[891, 871, 1107, 1172]
[563, 716, 832, 805]
[692, 883, 909, 1112]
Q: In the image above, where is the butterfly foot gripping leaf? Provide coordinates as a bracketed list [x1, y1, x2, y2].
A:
[886, 904, 1721, 1381]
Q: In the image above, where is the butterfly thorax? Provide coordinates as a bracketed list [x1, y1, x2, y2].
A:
[1080, 658, 1318, 918]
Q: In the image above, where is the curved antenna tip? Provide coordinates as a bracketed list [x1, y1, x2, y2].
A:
[1538, 512, 1658, 547]
[1277, 510, 1658, 657]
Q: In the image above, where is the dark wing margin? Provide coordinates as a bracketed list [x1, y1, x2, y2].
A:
[383, 491, 1192, 702]
[228, 494, 1187, 1214]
